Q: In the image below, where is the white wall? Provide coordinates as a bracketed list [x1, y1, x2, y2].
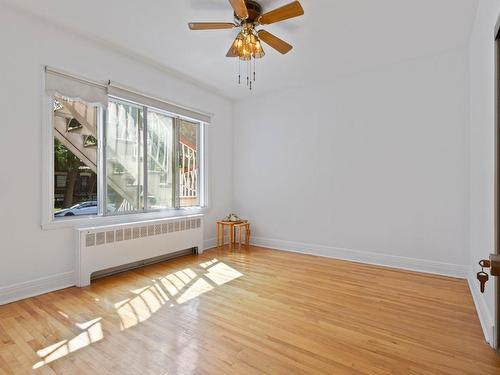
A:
[233, 48, 470, 276]
[469, 0, 500, 346]
[0, 5, 233, 301]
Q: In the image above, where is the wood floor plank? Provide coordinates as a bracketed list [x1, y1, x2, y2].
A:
[0, 245, 499, 374]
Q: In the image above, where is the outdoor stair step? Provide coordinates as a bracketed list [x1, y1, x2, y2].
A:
[67, 126, 84, 133]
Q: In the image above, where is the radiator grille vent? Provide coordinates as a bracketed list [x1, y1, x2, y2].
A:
[116, 229, 124, 242]
[85, 233, 95, 247]
[84, 218, 201, 248]
[106, 231, 115, 243]
[96, 232, 105, 245]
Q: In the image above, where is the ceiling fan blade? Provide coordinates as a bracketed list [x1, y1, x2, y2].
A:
[188, 22, 236, 30]
[259, 1, 304, 25]
[228, 0, 249, 20]
[257, 30, 293, 54]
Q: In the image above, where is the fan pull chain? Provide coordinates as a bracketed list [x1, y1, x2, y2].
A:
[247, 60, 250, 87]
[249, 59, 251, 90]
[235, 56, 256, 91]
[249, 58, 253, 90]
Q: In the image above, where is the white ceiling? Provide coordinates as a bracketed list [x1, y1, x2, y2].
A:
[4, 0, 478, 100]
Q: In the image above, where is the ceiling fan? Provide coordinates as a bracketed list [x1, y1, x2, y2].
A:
[188, 0, 304, 90]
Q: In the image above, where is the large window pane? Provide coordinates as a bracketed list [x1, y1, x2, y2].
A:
[179, 119, 200, 207]
[53, 96, 98, 218]
[147, 110, 174, 209]
[106, 99, 144, 213]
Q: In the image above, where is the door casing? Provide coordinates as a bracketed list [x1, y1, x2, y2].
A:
[494, 15, 500, 353]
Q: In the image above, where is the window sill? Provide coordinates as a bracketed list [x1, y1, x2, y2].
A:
[41, 207, 208, 231]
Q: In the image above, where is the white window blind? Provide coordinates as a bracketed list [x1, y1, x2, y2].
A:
[45, 67, 108, 108]
[108, 82, 211, 124]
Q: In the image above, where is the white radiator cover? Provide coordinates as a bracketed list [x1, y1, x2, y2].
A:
[75, 215, 203, 286]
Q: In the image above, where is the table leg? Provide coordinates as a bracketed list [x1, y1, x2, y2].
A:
[246, 225, 250, 246]
[216, 224, 220, 247]
[230, 224, 234, 247]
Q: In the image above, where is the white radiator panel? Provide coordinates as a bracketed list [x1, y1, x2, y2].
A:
[75, 215, 203, 286]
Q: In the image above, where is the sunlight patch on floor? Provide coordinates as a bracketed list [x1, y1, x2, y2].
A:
[204, 262, 243, 286]
[33, 318, 103, 369]
[200, 258, 218, 268]
[176, 278, 213, 304]
[116, 261, 242, 329]
[32, 259, 243, 369]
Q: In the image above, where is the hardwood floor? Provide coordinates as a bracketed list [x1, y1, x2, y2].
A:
[0, 246, 499, 374]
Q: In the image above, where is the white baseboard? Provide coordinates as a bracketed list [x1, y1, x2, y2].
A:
[251, 236, 469, 279]
[467, 273, 495, 348]
[0, 272, 75, 305]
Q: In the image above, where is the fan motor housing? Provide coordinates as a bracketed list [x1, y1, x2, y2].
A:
[235, 0, 262, 23]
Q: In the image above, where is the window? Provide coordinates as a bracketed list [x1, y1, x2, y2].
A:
[46, 68, 208, 223]
[52, 96, 100, 217]
[147, 108, 174, 210]
[106, 98, 144, 214]
[179, 119, 200, 208]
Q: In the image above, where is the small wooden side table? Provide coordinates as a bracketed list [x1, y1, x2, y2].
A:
[234, 222, 250, 246]
[217, 220, 250, 247]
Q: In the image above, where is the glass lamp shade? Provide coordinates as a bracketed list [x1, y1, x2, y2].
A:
[246, 33, 257, 45]
[252, 40, 265, 58]
[239, 49, 252, 61]
[229, 33, 244, 57]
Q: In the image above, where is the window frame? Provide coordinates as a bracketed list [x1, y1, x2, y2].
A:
[42, 88, 209, 230]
